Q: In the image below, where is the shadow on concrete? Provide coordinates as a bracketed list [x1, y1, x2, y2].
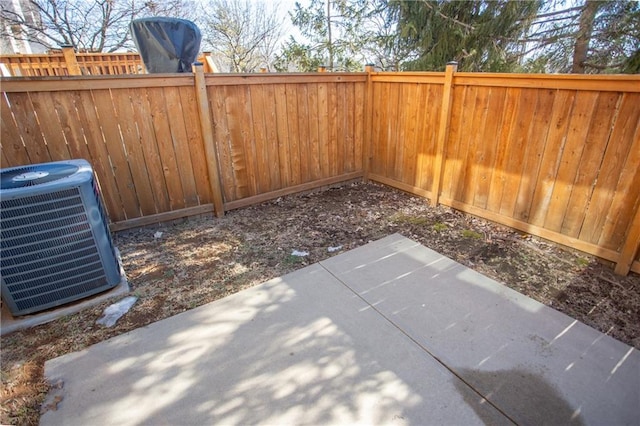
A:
[42, 234, 639, 425]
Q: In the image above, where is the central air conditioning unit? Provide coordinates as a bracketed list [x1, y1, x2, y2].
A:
[1, 159, 122, 316]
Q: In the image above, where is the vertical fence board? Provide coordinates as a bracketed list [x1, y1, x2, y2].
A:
[387, 83, 408, 182]
[485, 87, 520, 214]
[113, 88, 157, 216]
[400, 84, 418, 186]
[220, 85, 247, 200]
[163, 86, 199, 207]
[274, 84, 292, 187]
[460, 85, 489, 206]
[146, 87, 185, 211]
[413, 84, 431, 191]
[451, 86, 478, 202]
[513, 89, 554, 222]
[179, 85, 213, 205]
[307, 83, 321, 182]
[368, 82, 379, 175]
[354, 82, 365, 172]
[296, 84, 311, 183]
[528, 90, 575, 227]
[249, 85, 270, 193]
[386, 83, 401, 181]
[336, 83, 347, 176]
[264, 84, 281, 191]
[472, 87, 507, 209]
[317, 82, 330, 178]
[92, 89, 141, 219]
[543, 91, 599, 233]
[561, 92, 618, 238]
[240, 85, 259, 195]
[7, 93, 51, 164]
[212, 85, 237, 202]
[51, 92, 91, 161]
[74, 90, 124, 221]
[598, 127, 640, 250]
[285, 84, 301, 186]
[441, 85, 467, 201]
[328, 83, 339, 177]
[345, 83, 357, 173]
[130, 88, 171, 213]
[498, 88, 538, 218]
[580, 93, 637, 244]
[1, 94, 30, 167]
[418, 83, 442, 191]
[28, 92, 70, 161]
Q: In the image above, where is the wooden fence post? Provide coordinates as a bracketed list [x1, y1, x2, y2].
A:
[614, 206, 640, 275]
[430, 61, 457, 207]
[363, 63, 375, 182]
[192, 62, 225, 217]
[199, 52, 218, 73]
[61, 45, 82, 75]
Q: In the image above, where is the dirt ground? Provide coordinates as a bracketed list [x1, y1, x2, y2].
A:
[2, 181, 639, 425]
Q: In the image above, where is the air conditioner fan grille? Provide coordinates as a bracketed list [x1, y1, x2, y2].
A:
[1, 184, 112, 313]
[0, 164, 79, 190]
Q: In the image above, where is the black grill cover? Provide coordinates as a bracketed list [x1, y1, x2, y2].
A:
[130, 17, 201, 73]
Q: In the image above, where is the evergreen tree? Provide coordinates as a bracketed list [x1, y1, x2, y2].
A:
[276, 0, 374, 72]
[391, 0, 542, 72]
[521, 0, 640, 73]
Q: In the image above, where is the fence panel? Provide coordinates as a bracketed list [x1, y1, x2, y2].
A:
[75, 53, 145, 75]
[0, 54, 68, 76]
[204, 74, 367, 209]
[369, 72, 640, 273]
[1, 51, 144, 77]
[0, 75, 211, 224]
[368, 74, 444, 196]
[1, 71, 637, 273]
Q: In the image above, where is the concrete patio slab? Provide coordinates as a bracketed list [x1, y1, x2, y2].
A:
[41, 234, 639, 425]
[41, 259, 508, 425]
[321, 234, 640, 425]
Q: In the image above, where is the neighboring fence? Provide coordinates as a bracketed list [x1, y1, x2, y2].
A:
[1, 68, 638, 274]
[0, 49, 218, 76]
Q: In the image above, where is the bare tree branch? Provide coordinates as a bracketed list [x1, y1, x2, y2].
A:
[1, 0, 190, 52]
[201, 0, 284, 72]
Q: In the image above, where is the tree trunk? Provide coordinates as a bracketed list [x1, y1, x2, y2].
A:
[571, 0, 599, 73]
[327, 0, 333, 71]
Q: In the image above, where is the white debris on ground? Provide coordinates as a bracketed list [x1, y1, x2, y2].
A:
[291, 250, 309, 257]
[154, 231, 163, 239]
[328, 245, 343, 253]
[96, 296, 138, 327]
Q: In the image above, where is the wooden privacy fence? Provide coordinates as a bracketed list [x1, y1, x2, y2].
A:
[0, 68, 366, 227]
[368, 65, 640, 275]
[0, 49, 218, 76]
[1, 67, 638, 275]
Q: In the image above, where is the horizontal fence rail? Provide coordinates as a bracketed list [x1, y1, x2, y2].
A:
[1, 68, 638, 275]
